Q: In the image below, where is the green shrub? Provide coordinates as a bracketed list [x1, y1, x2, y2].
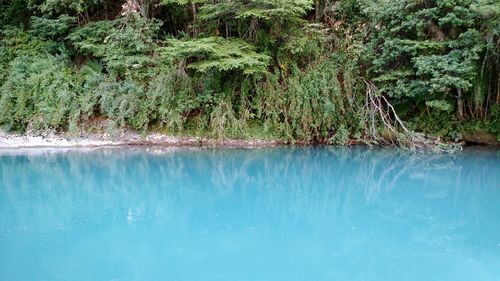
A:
[0, 55, 80, 131]
[254, 57, 364, 143]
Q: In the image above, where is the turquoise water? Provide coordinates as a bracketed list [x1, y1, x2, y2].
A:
[0, 147, 499, 281]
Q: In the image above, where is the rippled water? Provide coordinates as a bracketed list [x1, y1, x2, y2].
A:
[0, 147, 499, 281]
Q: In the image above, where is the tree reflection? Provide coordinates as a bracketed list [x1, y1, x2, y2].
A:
[0, 147, 498, 252]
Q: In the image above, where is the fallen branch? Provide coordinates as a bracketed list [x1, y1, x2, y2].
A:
[361, 78, 462, 153]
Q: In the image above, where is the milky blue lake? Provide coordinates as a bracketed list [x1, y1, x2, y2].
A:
[0, 147, 499, 281]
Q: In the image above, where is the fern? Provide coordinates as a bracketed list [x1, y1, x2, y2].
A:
[161, 37, 270, 74]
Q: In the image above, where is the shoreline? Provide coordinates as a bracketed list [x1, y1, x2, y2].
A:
[1, 131, 498, 150]
[0, 131, 283, 149]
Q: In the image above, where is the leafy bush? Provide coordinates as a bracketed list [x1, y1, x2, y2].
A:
[254, 57, 364, 143]
[0, 0, 498, 143]
[0, 55, 80, 131]
[145, 67, 201, 131]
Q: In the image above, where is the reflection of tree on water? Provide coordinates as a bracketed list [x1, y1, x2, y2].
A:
[356, 148, 458, 202]
[0, 148, 496, 216]
[0, 148, 498, 253]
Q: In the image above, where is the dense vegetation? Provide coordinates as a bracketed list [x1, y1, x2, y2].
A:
[0, 0, 498, 144]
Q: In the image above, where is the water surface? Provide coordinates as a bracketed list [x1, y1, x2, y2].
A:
[0, 147, 499, 281]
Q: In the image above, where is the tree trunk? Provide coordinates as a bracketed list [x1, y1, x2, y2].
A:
[136, 0, 146, 18]
[191, 2, 197, 20]
[315, 0, 321, 21]
[457, 88, 464, 120]
[191, 2, 198, 36]
[104, 1, 108, 20]
[497, 74, 500, 103]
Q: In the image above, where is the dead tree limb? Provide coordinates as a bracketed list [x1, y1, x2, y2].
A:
[361, 78, 461, 152]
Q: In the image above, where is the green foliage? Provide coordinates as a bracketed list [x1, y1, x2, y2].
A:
[33, 0, 102, 14]
[0, 55, 80, 131]
[97, 79, 150, 129]
[0, 0, 498, 143]
[29, 15, 76, 40]
[365, 0, 493, 115]
[488, 104, 500, 139]
[145, 67, 201, 131]
[358, 0, 500, 140]
[161, 37, 270, 74]
[67, 14, 162, 78]
[0, 27, 51, 62]
[425, 100, 453, 112]
[199, 0, 314, 22]
[65, 20, 114, 55]
[254, 57, 364, 143]
[0, 0, 31, 27]
[209, 98, 244, 138]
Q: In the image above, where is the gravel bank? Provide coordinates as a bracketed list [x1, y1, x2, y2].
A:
[0, 131, 281, 149]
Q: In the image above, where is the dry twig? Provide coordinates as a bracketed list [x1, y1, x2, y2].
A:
[361, 78, 461, 153]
